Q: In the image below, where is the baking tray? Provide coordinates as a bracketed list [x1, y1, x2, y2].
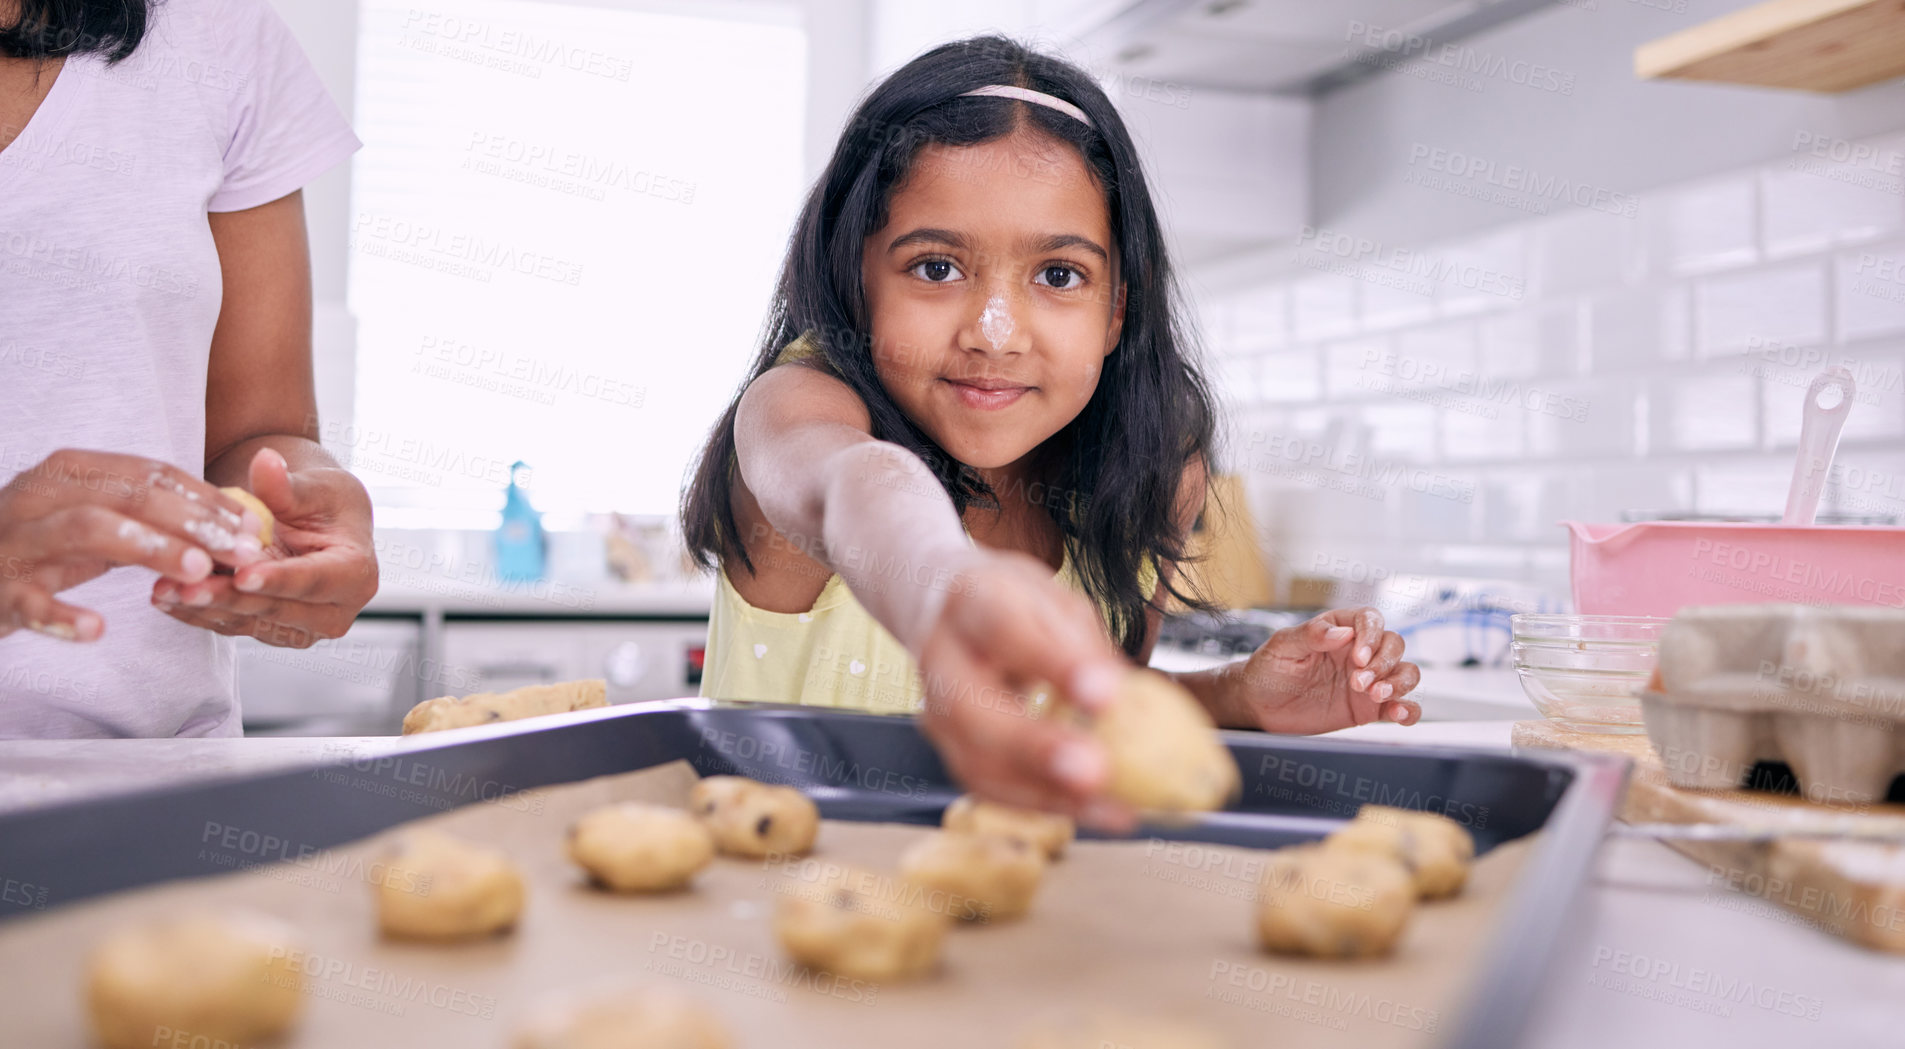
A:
[0, 700, 1628, 1049]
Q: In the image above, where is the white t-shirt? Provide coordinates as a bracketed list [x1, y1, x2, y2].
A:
[0, 0, 360, 737]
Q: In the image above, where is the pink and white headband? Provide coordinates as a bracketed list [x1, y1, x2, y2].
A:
[957, 85, 1093, 129]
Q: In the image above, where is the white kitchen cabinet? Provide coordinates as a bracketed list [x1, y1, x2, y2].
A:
[236, 616, 422, 736]
[437, 619, 710, 706]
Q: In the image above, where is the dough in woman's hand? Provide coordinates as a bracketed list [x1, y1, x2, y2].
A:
[513, 982, 732, 1049]
[942, 794, 1074, 859]
[218, 486, 275, 547]
[773, 864, 948, 981]
[1324, 805, 1474, 900]
[569, 803, 715, 892]
[377, 830, 525, 940]
[1255, 846, 1415, 959]
[899, 830, 1046, 923]
[690, 776, 819, 858]
[403, 679, 608, 734]
[1016, 1010, 1231, 1049]
[1090, 670, 1239, 813]
[86, 910, 304, 1049]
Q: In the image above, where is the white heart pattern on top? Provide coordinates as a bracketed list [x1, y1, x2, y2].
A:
[849, 659, 866, 676]
[753, 643, 768, 659]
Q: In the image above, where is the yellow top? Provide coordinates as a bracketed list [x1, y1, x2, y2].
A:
[700, 334, 1157, 714]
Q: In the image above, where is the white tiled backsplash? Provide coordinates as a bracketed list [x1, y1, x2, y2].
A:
[1199, 131, 1905, 606]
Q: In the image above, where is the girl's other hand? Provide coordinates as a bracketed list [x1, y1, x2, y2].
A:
[916, 548, 1137, 832]
[1230, 607, 1422, 734]
[0, 448, 262, 642]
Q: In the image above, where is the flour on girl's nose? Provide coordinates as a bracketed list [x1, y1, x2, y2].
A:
[979, 294, 1014, 350]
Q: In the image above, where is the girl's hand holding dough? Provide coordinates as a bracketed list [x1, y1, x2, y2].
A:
[1088, 670, 1240, 814]
[914, 548, 1134, 829]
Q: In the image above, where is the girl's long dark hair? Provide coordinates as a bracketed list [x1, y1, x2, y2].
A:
[1, 0, 152, 62]
[681, 35, 1221, 657]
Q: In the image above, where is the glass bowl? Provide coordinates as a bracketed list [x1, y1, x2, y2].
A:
[1510, 613, 1668, 734]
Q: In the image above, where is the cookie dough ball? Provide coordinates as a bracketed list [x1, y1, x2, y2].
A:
[899, 830, 1046, 923]
[1017, 1011, 1230, 1049]
[942, 794, 1074, 860]
[690, 776, 819, 858]
[377, 830, 525, 940]
[773, 864, 948, 981]
[403, 678, 608, 734]
[513, 982, 731, 1049]
[1324, 805, 1475, 900]
[219, 486, 275, 546]
[86, 911, 304, 1049]
[568, 803, 715, 893]
[1255, 846, 1415, 959]
[1090, 670, 1240, 813]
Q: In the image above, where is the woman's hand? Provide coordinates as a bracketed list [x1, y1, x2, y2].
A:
[0, 449, 265, 641]
[151, 447, 377, 648]
[915, 548, 1136, 830]
[1226, 607, 1422, 734]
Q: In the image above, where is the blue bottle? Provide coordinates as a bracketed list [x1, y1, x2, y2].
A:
[495, 460, 545, 583]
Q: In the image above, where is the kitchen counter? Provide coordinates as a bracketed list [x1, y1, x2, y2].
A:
[364, 576, 714, 618]
[1147, 654, 1539, 723]
[1332, 721, 1897, 1047]
[0, 721, 1895, 1047]
[363, 526, 715, 618]
[0, 736, 412, 815]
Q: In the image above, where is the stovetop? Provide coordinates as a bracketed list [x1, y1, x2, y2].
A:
[1155, 608, 1315, 658]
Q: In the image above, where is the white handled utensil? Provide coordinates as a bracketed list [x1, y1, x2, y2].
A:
[1781, 366, 1856, 526]
[1614, 821, 1905, 844]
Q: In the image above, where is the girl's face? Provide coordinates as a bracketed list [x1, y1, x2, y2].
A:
[861, 127, 1124, 474]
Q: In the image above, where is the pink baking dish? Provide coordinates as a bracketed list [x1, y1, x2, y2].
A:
[1564, 521, 1905, 617]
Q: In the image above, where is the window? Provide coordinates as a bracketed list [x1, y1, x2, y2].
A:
[346, 0, 807, 526]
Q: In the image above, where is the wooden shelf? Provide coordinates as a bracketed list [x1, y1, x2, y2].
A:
[1635, 0, 1905, 93]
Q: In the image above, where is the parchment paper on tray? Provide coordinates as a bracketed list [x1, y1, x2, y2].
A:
[0, 761, 1533, 1049]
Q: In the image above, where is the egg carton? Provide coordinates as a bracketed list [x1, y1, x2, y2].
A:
[1641, 604, 1905, 803]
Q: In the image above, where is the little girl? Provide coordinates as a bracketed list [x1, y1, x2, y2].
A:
[682, 36, 1420, 825]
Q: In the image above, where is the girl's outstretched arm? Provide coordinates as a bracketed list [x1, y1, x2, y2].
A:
[735, 364, 1135, 827]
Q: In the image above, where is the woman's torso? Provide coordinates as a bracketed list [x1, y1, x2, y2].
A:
[0, 0, 350, 737]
